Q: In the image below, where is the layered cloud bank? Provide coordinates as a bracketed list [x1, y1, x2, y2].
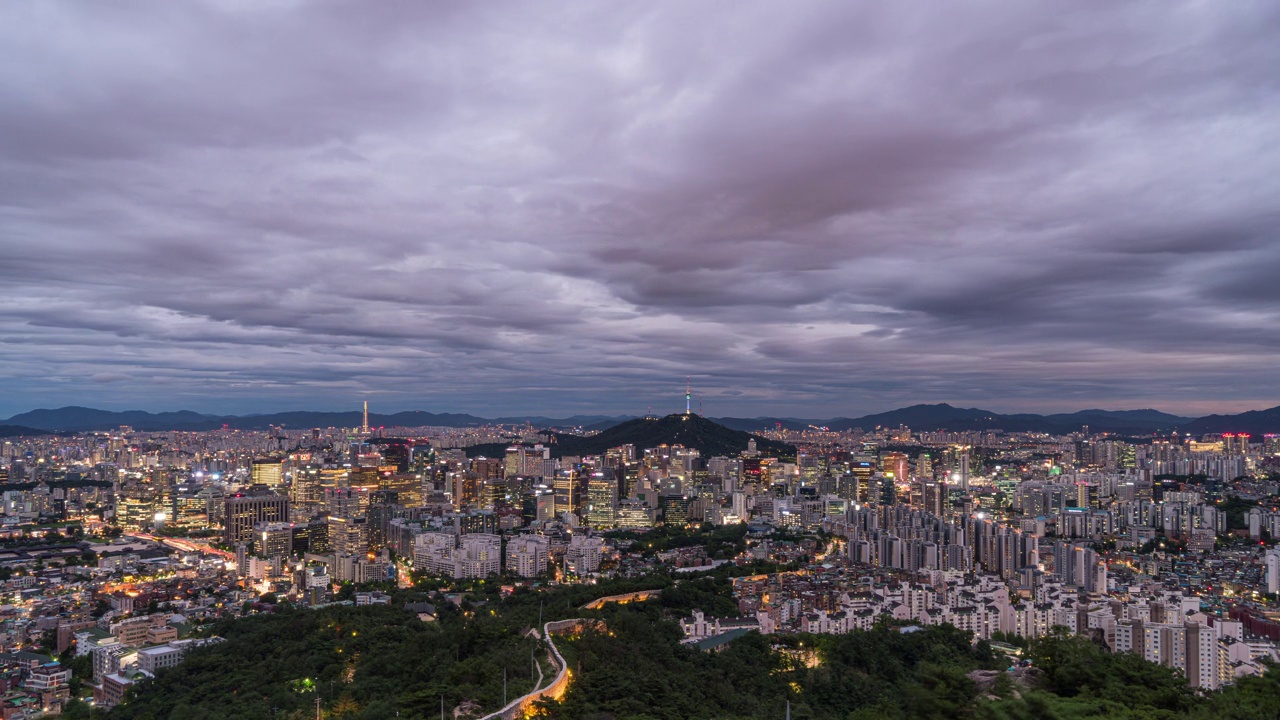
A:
[2, 2, 1279, 417]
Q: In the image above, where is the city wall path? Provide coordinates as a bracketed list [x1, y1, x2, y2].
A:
[476, 590, 662, 720]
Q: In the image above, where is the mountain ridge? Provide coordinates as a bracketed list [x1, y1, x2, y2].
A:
[546, 413, 795, 459]
[0, 425, 51, 438]
[6, 403, 1277, 435]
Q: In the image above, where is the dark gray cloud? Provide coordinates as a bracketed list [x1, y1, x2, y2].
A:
[2, 1, 1279, 419]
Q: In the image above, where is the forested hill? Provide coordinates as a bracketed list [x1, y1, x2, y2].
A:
[103, 578, 1280, 720]
[107, 604, 541, 720]
[550, 602, 1280, 720]
[0, 424, 51, 438]
[545, 413, 795, 459]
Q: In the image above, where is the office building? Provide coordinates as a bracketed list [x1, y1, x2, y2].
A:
[223, 491, 290, 545]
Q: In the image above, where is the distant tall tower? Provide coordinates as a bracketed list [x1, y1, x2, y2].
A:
[686, 378, 692, 415]
[1267, 548, 1280, 595]
[362, 401, 370, 434]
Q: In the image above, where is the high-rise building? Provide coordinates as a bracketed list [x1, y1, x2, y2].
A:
[250, 460, 284, 490]
[882, 452, 909, 483]
[615, 499, 654, 529]
[291, 466, 325, 510]
[554, 470, 583, 518]
[255, 521, 295, 559]
[586, 472, 617, 529]
[505, 535, 549, 578]
[1264, 434, 1280, 455]
[921, 479, 947, 517]
[223, 490, 290, 545]
[328, 515, 369, 556]
[455, 533, 503, 578]
[916, 454, 933, 479]
[379, 441, 411, 472]
[1267, 548, 1280, 595]
[564, 535, 604, 575]
[661, 494, 691, 526]
[453, 472, 481, 509]
[324, 488, 365, 518]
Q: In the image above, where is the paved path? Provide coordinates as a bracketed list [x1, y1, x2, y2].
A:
[477, 619, 581, 720]
[477, 590, 662, 719]
[579, 589, 661, 610]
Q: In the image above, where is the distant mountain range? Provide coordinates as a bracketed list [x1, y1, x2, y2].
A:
[0, 406, 632, 433]
[4, 402, 1280, 436]
[0, 425, 50, 438]
[810, 405, 1195, 435]
[1176, 405, 1280, 437]
[710, 407, 1192, 434]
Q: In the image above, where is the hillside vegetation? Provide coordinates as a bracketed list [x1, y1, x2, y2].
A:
[102, 574, 1280, 720]
[547, 414, 795, 459]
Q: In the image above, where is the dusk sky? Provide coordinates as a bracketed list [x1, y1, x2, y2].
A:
[3, 1, 1279, 420]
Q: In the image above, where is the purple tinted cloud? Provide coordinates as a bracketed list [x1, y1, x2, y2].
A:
[2, 1, 1279, 418]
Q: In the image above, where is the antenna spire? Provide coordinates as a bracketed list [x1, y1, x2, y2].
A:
[686, 377, 691, 415]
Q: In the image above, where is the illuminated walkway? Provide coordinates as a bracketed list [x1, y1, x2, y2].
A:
[478, 590, 661, 719]
[477, 619, 581, 720]
[579, 589, 661, 610]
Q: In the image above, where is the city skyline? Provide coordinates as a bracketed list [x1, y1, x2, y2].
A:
[3, 2, 1280, 418]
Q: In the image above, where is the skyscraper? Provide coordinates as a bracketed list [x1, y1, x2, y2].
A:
[921, 479, 947, 517]
[250, 459, 284, 489]
[224, 490, 290, 545]
[1267, 548, 1280, 595]
[586, 472, 618, 529]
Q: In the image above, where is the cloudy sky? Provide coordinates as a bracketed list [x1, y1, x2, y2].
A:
[2, 1, 1279, 420]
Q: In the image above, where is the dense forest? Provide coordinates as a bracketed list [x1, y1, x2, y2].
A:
[549, 598, 1280, 720]
[104, 577, 673, 720]
[108, 604, 540, 720]
[103, 574, 1280, 720]
[545, 607, 1001, 720]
